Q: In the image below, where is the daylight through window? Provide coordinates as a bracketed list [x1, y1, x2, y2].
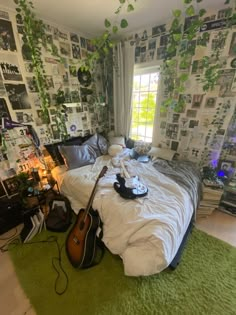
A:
[130, 69, 159, 142]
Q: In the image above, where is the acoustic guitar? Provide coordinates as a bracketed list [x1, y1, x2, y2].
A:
[66, 166, 107, 268]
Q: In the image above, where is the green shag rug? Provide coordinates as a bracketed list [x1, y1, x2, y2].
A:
[9, 228, 236, 315]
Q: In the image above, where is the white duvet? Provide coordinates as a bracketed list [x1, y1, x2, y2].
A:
[52, 155, 194, 276]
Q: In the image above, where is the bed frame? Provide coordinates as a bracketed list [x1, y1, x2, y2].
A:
[169, 213, 195, 269]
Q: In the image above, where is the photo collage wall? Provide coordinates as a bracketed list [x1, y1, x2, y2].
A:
[0, 7, 108, 147]
[128, 5, 236, 171]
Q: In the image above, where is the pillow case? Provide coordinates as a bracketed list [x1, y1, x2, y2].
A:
[148, 147, 176, 161]
[83, 133, 108, 156]
[44, 134, 92, 166]
[58, 144, 96, 170]
[109, 136, 126, 147]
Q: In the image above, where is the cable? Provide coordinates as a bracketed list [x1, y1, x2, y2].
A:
[1, 235, 69, 295]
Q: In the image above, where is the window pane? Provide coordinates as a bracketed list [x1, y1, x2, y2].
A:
[130, 70, 159, 142]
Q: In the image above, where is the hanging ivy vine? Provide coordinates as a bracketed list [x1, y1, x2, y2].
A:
[14, 0, 59, 124]
[81, 0, 137, 71]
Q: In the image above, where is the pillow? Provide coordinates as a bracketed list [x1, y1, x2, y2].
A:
[44, 134, 93, 166]
[109, 136, 126, 147]
[108, 144, 123, 157]
[125, 138, 135, 149]
[148, 147, 176, 161]
[134, 141, 151, 155]
[58, 144, 96, 170]
[83, 133, 108, 156]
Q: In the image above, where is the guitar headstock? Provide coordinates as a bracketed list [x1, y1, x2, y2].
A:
[98, 166, 108, 179]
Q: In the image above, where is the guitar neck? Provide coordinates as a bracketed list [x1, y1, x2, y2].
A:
[81, 166, 107, 221]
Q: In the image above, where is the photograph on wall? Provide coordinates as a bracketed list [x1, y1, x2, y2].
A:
[51, 124, 60, 139]
[0, 98, 11, 119]
[72, 43, 81, 59]
[166, 123, 179, 140]
[171, 141, 179, 151]
[204, 97, 217, 108]
[229, 32, 236, 57]
[210, 135, 224, 150]
[186, 109, 197, 118]
[16, 111, 34, 123]
[25, 62, 33, 73]
[217, 8, 232, 19]
[156, 46, 167, 60]
[217, 69, 235, 97]
[160, 34, 169, 47]
[0, 10, 9, 20]
[152, 24, 166, 37]
[191, 60, 204, 74]
[70, 33, 79, 43]
[80, 37, 87, 49]
[0, 19, 17, 51]
[5, 83, 31, 110]
[192, 94, 204, 108]
[189, 120, 199, 128]
[26, 77, 38, 92]
[2, 176, 20, 196]
[59, 42, 71, 58]
[0, 54, 22, 81]
[59, 30, 68, 41]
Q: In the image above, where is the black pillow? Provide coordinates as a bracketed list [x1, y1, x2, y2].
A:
[44, 134, 92, 166]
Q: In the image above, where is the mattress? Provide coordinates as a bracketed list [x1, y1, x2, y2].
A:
[52, 155, 196, 276]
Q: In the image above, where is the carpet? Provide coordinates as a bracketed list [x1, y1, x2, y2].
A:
[9, 228, 236, 315]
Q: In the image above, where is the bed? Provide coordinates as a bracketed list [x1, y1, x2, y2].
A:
[49, 138, 202, 276]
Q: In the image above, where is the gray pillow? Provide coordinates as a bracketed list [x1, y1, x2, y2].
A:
[83, 133, 108, 156]
[58, 144, 96, 170]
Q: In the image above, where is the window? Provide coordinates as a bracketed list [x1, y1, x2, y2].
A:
[130, 68, 159, 142]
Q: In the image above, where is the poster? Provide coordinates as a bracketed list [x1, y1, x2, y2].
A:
[5, 83, 31, 109]
[0, 19, 17, 51]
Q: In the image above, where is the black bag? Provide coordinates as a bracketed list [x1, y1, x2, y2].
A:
[46, 196, 72, 232]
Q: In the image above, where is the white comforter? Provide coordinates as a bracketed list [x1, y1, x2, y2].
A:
[52, 156, 193, 276]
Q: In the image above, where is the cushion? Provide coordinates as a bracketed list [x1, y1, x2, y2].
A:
[58, 144, 96, 170]
[83, 133, 108, 156]
[109, 136, 126, 147]
[148, 147, 176, 161]
[134, 141, 152, 155]
[108, 144, 123, 157]
[44, 134, 92, 166]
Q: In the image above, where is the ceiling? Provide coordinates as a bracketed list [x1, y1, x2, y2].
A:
[1, 0, 226, 37]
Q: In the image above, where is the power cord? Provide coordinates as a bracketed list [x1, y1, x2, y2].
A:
[0, 235, 68, 295]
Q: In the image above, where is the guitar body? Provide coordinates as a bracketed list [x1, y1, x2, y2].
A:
[66, 208, 101, 268]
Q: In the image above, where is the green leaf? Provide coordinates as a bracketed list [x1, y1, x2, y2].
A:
[173, 9, 181, 18]
[120, 19, 128, 28]
[14, 0, 19, 4]
[199, 9, 206, 17]
[104, 19, 111, 28]
[224, 0, 230, 4]
[112, 25, 118, 34]
[127, 4, 134, 12]
[173, 33, 182, 42]
[184, 0, 192, 4]
[196, 0, 202, 2]
[186, 5, 195, 16]
[119, 0, 125, 3]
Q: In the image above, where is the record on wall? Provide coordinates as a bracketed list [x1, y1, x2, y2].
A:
[77, 67, 92, 87]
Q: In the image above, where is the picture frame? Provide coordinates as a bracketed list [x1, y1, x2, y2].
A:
[0, 181, 7, 198]
[2, 176, 20, 197]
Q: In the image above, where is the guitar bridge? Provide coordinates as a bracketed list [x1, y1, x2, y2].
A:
[73, 236, 80, 245]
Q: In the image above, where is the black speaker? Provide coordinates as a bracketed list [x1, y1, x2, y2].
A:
[0, 196, 23, 235]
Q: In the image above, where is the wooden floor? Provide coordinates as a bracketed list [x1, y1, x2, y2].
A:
[0, 210, 236, 315]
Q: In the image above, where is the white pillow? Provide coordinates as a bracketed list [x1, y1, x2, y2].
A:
[108, 144, 123, 157]
[109, 136, 126, 147]
[148, 147, 176, 161]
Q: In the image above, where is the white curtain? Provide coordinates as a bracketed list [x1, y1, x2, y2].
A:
[113, 41, 134, 137]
